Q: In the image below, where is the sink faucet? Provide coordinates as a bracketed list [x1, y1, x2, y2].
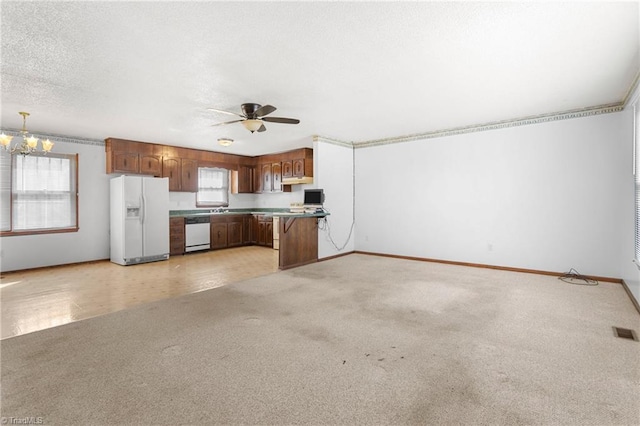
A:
[211, 207, 226, 213]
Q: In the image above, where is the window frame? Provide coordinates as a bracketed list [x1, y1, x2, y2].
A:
[1, 152, 79, 237]
[195, 166, 230, 208]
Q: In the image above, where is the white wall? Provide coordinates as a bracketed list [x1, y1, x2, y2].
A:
[0, 138, 111, 272]
[314, 140, 355, 258]
[620, 94, 639, 303]
[355, 112, 629, 279]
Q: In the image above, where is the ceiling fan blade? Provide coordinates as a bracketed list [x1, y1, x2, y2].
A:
[254, 104, 277, 117]
[257, 124, 267, 132]
[207, 108, 244, 118]
[262, 116, 300, 124]
[211, 119, 244, 127]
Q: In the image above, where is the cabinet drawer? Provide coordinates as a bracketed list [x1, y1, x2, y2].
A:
[170, 242, 185, 255]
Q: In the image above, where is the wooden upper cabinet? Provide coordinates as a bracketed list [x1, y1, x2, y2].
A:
[140, 155, 162, 176]
[162, 157, 181, 191]
[261, 163, 272, 193]
[293, 159, 305, 177]
[272, 162, 282, 192]
[181, 159, 198, 192]
[105, 138, 312, 193]
[105, 138, 162, 176]
[112, 152, 139, 174]
[162, 146, 198, 193]
[237, 165, 254, 194]
[282, 160, 293, 178]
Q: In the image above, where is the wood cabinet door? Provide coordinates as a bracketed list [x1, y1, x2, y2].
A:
[227, 221, 243, 247]
[261, 163, 272, 193]
[271, 163, 282, 192]
[250, 215, 259, 244]
[140, 155, 162, 176]
[162, 158, 181, 191]
[254, 166, 263, 193]
[243, 216, 252, 245]
[282, 161, 293, 178]
[238, 165, 254, 193]
[113, 152, 139, 174]
[169, 217, 185, 255]
[211, 223, 228, 249]
[265, 221, 273, 247]
[257, 221, 267, 246]
[293, 159, 305, 177]
[181, 159, 198, 192]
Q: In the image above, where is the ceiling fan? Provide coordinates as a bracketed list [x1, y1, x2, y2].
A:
[208, 103, 300, 133]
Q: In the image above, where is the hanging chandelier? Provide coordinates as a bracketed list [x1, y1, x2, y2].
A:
[0, 112, 54, 155]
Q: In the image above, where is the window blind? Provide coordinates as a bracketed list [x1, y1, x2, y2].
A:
[196, 167, 229, 206]
[0, 151, 11, 231]
[11, 153, 77, 231]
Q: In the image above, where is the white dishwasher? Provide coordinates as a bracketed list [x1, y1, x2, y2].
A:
[185, 216, 211, 252]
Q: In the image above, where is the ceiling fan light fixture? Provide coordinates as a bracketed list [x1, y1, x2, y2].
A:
[218, 138, 233, 147]
[242, 119, 263, 132]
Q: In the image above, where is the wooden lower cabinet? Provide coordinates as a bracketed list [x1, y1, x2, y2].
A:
[173, 213, 274, 253]
[209, 215, 249, 250]
[265, 221, 273, 247]
[227, 221, 243, 247]
[257, 222, 267, 246]
[250, 215, 258, 244]
[169, 217, 185, 255]
[256, 216, 273, 247]
[211, 223, 228, 249]
[243, 216, 252, 245]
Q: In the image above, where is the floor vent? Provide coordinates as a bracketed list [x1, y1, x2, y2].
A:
[612, 327, 638, 341]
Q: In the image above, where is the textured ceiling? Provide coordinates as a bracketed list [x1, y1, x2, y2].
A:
[1, 1, 638, 156]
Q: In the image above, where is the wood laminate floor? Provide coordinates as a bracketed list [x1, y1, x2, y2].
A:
[0, 246, 279, 339]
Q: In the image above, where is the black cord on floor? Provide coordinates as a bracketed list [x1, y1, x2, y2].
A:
[558, 268, 598, 286]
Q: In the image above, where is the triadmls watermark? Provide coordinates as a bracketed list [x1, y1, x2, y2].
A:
[1, 417, 44, 425]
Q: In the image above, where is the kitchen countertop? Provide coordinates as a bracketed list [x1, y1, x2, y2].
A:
[170, 208, 329, 219]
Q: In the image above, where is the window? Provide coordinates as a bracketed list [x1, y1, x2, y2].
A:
[196, 167, 229, 207]
[1, 151, 78, 235]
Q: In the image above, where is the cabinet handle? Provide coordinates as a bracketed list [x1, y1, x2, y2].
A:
[148, 161, 151, 168]
[188, 172, 190, 179]
[218, 230, 221, 238]
[124, 159, 127, 167]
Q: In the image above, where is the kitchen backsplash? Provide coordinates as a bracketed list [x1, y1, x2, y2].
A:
[168, 187, 310, 210]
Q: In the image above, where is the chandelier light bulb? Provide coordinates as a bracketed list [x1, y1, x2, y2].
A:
[1, 112, 54, 155]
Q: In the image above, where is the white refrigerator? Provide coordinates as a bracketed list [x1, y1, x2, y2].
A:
[110, 176, 170, 266]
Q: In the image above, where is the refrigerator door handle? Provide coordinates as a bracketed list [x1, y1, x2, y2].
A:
[140, 194, 145, 225]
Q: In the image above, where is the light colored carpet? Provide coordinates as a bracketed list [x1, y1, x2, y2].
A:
[2, 254, 639, 425]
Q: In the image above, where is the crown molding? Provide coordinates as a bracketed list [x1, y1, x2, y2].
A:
[1, 98, 630, 152]
[313, 135, 354, 148]
[353, 103, 624, 149]
[0, 129, 104, 147]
